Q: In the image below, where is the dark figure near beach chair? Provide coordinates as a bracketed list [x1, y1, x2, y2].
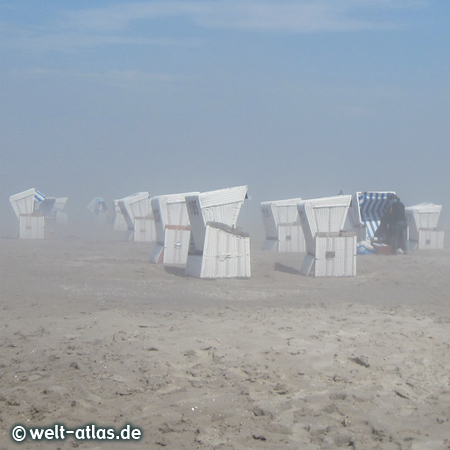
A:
[374, 206, 393, 244]
[389, 194, 408, 255]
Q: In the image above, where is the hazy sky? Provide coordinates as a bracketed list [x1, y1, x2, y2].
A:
[1, 0, 449, 236]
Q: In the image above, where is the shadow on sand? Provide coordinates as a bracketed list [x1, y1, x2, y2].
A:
[164, 266, 188, 277]
[274, 262, 301, 275]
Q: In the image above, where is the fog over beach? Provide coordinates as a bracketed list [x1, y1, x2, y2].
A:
[1, 1, 450, 448]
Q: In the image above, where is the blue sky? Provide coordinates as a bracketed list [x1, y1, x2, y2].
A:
[1, 0, 449, 236]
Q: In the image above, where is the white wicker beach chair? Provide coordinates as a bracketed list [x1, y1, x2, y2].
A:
[261, 198, 306, 252]
[118, 192, 156, 242]
[150, 191, 199, 265]
[185, 186, 251, 278]
[298, 195, 356, 277]
[406, 203, 444, 250]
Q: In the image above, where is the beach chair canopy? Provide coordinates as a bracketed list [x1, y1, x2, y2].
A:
[53, 197, 68, 213]
[110, 200, 127, 231]
[261, 198, 302, 240]
[151, 192, 199, 241]
[10, 188, 46, 219]
[113, 200, 121, 213]
[406, 203, 442, 229]
[186, 185, 248, 253]
[118, 192, 150, 230]
[348, 191, 396, 240]
[87, 197, 108, 215]
[298, 195, 352, 236]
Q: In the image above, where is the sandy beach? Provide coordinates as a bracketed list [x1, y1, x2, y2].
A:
[1, 235, 449, 449]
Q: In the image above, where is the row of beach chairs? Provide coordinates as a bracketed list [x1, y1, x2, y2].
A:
[9, 187, 444, 278]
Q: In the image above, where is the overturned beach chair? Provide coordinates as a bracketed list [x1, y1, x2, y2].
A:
[10, 188, 46, 239]
[150, 192, 199, 265]
[406, 203, 444, 250]
[346, 191, 396, 242]
[112, 200, 128, 232]
[118, 192, 156, 242]
[185, 186, 251, 278]
[261, 198, 305, 252]
[298, 195, 356, 277]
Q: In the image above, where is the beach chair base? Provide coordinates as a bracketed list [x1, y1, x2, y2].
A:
[19, 214, 45, 239]
[300, 234, 356, 277]
[410, 229, 444, 250]
[186, 224, 251, 278]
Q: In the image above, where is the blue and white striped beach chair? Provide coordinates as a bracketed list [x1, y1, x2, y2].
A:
[349, 191, 396, 241]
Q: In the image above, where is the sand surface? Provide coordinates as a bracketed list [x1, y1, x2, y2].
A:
[1, 236, 450, 449]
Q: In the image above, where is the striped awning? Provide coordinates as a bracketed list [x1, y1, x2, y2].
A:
[34, 190, 46, 202]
